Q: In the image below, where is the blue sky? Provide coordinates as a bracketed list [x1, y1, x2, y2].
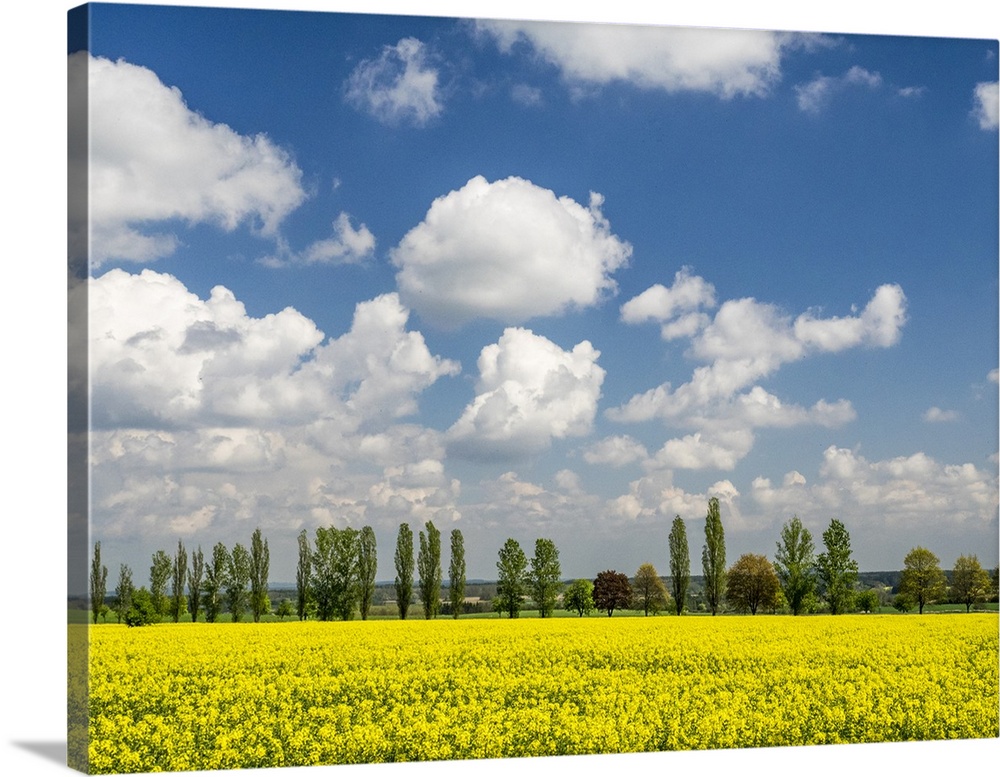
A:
[72, 1, 999, 583]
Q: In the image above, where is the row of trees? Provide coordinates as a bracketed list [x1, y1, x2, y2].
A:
[533, 498, 996, 619]
[89, 502, 998, 626]
[294, 521, 466, 622]
[90, 528, 272, 626]
[660, 500, 997, 616]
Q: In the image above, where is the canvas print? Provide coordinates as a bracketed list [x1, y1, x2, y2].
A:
[68, 2, 1000, 774]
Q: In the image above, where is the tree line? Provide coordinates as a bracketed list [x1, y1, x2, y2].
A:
[88, 501, 999, 626]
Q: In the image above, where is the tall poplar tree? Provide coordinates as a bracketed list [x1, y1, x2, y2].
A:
[114, 563, 133, 625]
[249, 527, 270, 622]
[90, 541, 107, 625]
[394, 523, 414, 620]
[668, 515, 690, 615]
[529, 538, 562, 617]
[227, 543, 251, 622]
[296, 529, 311, 620]
[701, 497, 726, 615]
[170, 539, 187, 622]
[816, 519, 858, 615]
[357, 526, 378, 621]
[150, 549, 172, 616]
[496, 538, 529, 618]
[203, 542, 230, 623]
[417, 521, 442, 619]
[187, 546, 204, 623]
[774, 516, 816, 615]
[448, 529, 466, 619]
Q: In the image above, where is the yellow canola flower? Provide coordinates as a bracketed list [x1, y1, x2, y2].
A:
[87, 614, 999, 773]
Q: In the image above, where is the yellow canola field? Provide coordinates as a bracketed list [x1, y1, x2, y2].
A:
[87, 615, 999, 773]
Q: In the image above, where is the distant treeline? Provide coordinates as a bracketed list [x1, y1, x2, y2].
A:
[86, 498, 1000, 625]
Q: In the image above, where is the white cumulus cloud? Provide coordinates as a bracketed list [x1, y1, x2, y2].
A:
[72, 53, 307, 266]
[610, 280, 903, 470]
[973, 81, 999, 130]
[479, 21, 802, 99]
[392, 176, 631, 328]
[85, 269, 458, 430]
[345, 37, 443, 126]
[448, 328, 605, 460]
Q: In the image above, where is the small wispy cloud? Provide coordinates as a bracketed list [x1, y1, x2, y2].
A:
[259, 212, 375, 268]
[795, 66, 882, 114]
[923, 407, 959, 423]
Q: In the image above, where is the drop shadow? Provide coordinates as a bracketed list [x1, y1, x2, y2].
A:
[12, 740, 67, 766]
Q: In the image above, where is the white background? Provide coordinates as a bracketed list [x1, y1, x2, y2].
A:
[1, 1, 997, 776]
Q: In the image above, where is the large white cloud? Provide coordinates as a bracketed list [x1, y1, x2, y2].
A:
[86, 269, 458, 430]
[447, 328, 605, 460]
[610, 276, 904, 470]
[973, 81, 999, 131]
[615, 280, 906, 424]
[392, 175, 631, 328]
[478, 21, 804, 98]
[344, 37, 443, 126]
[86, 271, 464, 554]
[72, 53, 307, 266]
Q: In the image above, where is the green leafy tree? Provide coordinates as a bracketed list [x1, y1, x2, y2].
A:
[992, 566, 999, 600]
[898, 546, 947, 615]
[892, 593, 915, 613]
[951, 554, 992, 613]
[187, 546, 204, 623]
[357, 526, 378, 621]
[312, 526, 360, 621]
[249, 528, 271, 623]
[203, 542, 230, 623]
[227, 543, 251, 622]
[114, 563, 133, 625]
[816, 519, 858, 615]
[701, 497, 726, 615]
[417, 521, 442, 619]
[496, 538, 529, 618]
[90, 541, 107, 625]
[725, 554, 780, 615]
[394, 523, 414, 620]
[149, 549, 172, 616]
[668, 516, 690, 615]
[276, 599, 294, 619]
[856, 589, 880, 613]
[529, 538, 562, 617]
[564, 579, 595, 617]
[170, 540, 188, 623]
[448, 529, 466, 619]
[125, 587, 159, 627]
[594, 570, 632, 617]
[296, 529, 312, 621]
[633, 563, 669, 616]
[774, 516, 817, 616]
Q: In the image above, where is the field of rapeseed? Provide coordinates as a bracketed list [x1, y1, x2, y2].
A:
[86, 615, 999, 773]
